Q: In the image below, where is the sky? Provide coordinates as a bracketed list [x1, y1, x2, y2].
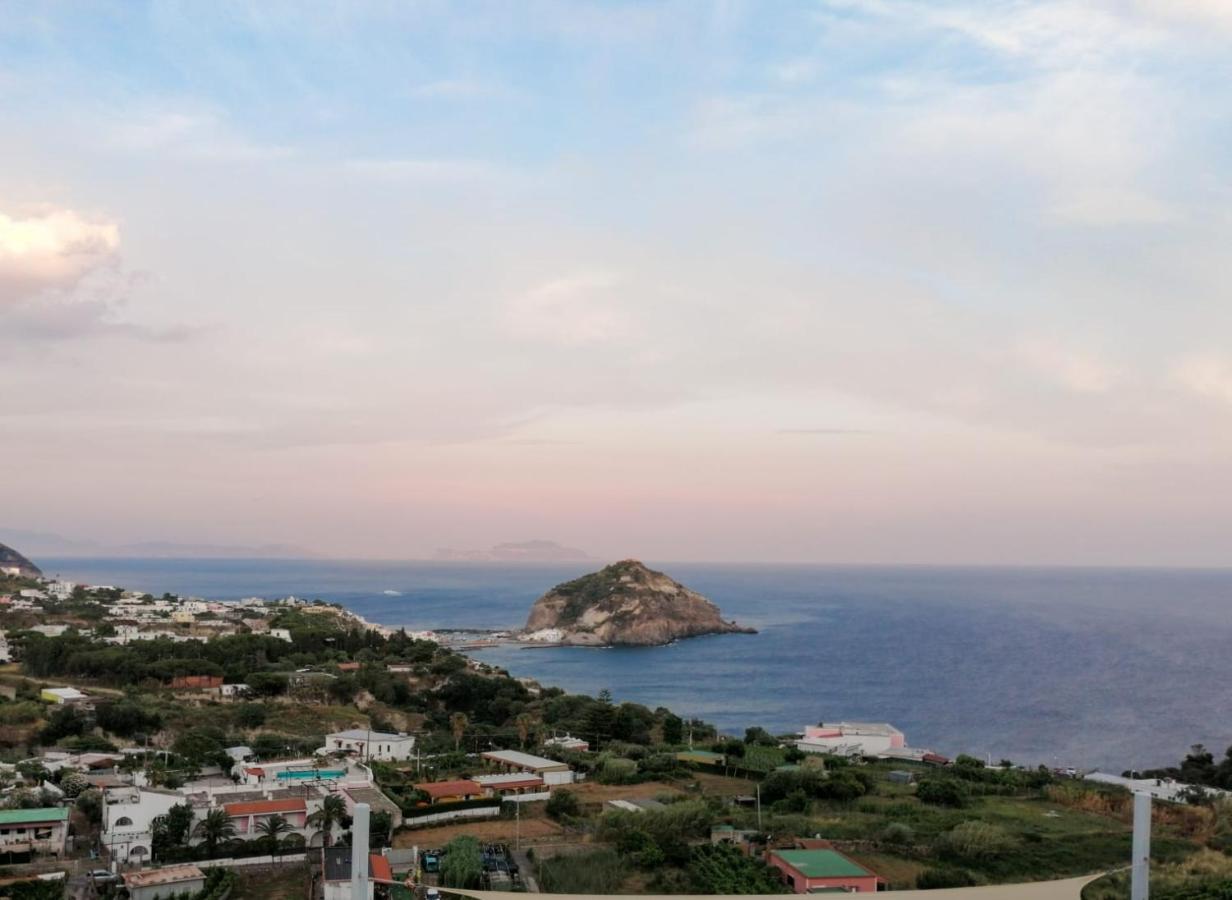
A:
[2, 0, 1232, 565]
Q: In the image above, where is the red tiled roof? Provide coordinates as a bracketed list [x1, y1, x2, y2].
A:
[337, 662, 361, 671]
[244, 767, 265, 777]
[370, 854, 393, 882]
[414, 779, 481, 800]
[224, 798, 306, 817]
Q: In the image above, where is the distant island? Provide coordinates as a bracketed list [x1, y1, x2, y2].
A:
[521, 559, 755, 646]
[433, 539, 591, 562]
[0, 527, 317, 559]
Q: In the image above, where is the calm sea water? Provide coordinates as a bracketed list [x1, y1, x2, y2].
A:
[37, 557, 1232, 771]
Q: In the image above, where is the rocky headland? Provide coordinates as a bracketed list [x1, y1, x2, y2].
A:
[521, 559, 754, 647]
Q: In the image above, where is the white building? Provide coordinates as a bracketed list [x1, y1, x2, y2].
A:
[124, 865, 207, 900]
[270, 628, 293, 642]
[795, 722, 906, 758]
[0, 631, 10, 663]
[481, 749, 575, 785]
[29, 624, 68, 638]
[323, 729, 415, 762]
[543, 734, 589, 752]
[40, 686, 88, 704]
[102, 786, 185, 865]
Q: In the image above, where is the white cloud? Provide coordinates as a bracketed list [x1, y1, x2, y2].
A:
[105, 109, 292, 163]
[0, 208, 120, 305]
[341, 157, 504, 184]
[504, 272, 630, 347]
[1172, 354, 1232, 405]
[1014, 338, 1122, 394]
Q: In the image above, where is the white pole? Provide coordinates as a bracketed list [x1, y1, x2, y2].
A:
[1131, 791, 1151, 900]
[352, 802, 370, 900]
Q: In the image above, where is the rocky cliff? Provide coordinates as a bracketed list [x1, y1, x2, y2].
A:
[0, 543, 42, 578]
[522, 560, 754, 646]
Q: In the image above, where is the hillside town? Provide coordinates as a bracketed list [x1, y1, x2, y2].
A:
[1, 562, 1231, 900]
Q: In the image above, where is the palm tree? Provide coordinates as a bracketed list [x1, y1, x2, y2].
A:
[450, 712, 468, 751]
[515, 713, 535, 749]
[307, 794, 347, 847]
[192, 808, 237, 859]
[255, 813, 294, 862]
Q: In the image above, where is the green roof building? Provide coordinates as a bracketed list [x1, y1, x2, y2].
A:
[0, 807, 70, 857]
[767, 848, 879, 894]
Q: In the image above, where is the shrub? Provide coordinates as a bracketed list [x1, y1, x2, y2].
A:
[546, 789, 580, 820]
[936, 821, 1017, 862]
[881, 822, 915, 846]
[917, 867, 978, 889]
[917, 777, 971, 808]
[537, 848, 627, 893]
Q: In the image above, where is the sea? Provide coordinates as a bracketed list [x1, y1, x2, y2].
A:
[35, 557, 1232, 773]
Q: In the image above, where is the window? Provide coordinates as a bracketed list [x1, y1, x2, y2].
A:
[115, 817, 133, 827]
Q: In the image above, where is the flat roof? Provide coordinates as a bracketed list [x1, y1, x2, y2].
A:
[773, 849, 872, 879]
[474, 773, 544, 788]
[124, 865, 205, 888]
[0, 807, 69, 825]
[328, 728, 411, 742]
[482, 749, 569, 770]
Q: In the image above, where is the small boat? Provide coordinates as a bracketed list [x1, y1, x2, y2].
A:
[382, 590, 402, 596]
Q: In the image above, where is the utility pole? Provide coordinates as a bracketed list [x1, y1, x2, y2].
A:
[755, 784, 762, 832]
[1132, 791, 1152, 900]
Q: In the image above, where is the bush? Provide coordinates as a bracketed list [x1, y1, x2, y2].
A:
[440, 835, 484, 888]
[538, 848, 627, 893]
[917, 867, 978, 889]
[917, 777, 971, 808]
[546, 789, 581, 820]
[881, 822, 915, 846]
[937, 821, 1017, 862]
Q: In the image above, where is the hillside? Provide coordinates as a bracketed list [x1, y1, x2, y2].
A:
[0, 542, 42, 578]
[522, 559, 754, 646]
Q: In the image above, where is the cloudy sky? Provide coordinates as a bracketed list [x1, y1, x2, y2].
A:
[3, 1, 1232, 564]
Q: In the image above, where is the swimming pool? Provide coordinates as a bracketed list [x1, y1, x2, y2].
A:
[276, 769, 345, 781]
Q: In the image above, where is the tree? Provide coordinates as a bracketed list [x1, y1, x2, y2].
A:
[440, 835, 484, 888]
[154, 802, 197, 861]
[661, 714, 684, 745]
[233, 703, 267, 729]
[255, 814, 293, 861]
[584, 692, 615, 749]
[450, 712, 468, 750]
[192, 807, 237, 859]
[370, 811, 393, 849]
[743, 726, 776, 746]
[58, 769, 89, 798]
[515, 713, 535, 748]
[308, 794, 346, 847]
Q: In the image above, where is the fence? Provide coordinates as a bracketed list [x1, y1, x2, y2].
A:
[196, 853, 308, 869]
[399, 800, 503, 827]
